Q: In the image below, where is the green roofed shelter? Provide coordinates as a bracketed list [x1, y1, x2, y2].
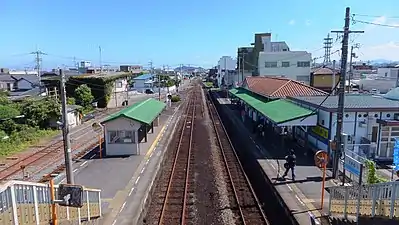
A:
[103, 98, 166, 125]
[101, 98, 166, 156]
[229, 88, 317, 126]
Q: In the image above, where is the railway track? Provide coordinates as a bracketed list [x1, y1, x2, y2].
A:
[0, 127, 100, 181]
[158, 89, 198, 225]
[0, 108, 118, 182]
[207, 92, 270, 225]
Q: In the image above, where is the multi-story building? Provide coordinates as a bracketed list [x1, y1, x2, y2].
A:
[120, 65, 143, 74]
[257, 34, 311, 83]
[237, 47, 254, 83]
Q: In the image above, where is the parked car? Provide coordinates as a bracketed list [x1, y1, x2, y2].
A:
[82, 113, 95, 123]
[145, 89, 154, 94]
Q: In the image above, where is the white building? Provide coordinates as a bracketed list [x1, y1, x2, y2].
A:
[377, 67, 399, 78]
[257, 35, 311, 84]
[288, 95, 399, 161]
[217, 56, 237, 87]
[132, 74, 156, 93]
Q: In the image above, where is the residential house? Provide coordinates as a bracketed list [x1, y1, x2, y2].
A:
[0, 74, 39, 91]
[132, 74, 156, 93]
[0, 75, 17, 91]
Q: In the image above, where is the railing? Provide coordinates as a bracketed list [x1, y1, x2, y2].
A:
[328, 181, 399, 219]
[0, 180, 101, 225]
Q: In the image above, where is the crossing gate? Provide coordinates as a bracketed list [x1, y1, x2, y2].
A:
[0, 180, 101, 225]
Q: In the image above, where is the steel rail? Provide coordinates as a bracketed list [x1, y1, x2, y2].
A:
[207, 91, 270, 225]
[158, 91, 196, 225]
[0, 129, 99, 180]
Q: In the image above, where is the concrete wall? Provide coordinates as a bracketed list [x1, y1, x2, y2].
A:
[104, 117, 141, 156]
[258, 51, 311, 83]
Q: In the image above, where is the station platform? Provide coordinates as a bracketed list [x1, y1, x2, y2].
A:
[215, 95, 332, 225]
[54, 103, 183, 225]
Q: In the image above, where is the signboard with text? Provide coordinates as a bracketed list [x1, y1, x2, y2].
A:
[394, 138, 399, 171]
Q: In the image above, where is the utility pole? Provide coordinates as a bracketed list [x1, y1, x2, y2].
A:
[59, 69, 74, 184]
[331, 7, 364, 179]
[30, 50, 47, 91]
[348, 43, 360, 93]
[332, 60, 336, 95]
[99, 46, 102, 74]
[237, 56, 241, 85]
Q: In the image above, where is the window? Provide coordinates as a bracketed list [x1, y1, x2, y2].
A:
[116, 82, 123, 88]
[265, 61, 277, 68]
[281, 62, 290, 67]
[108, 130, 135, 144]
[297, 61, 310, 67]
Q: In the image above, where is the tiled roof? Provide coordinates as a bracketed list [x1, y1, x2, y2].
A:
[289, 95, 399, 111]
[243, 76, 327, 98]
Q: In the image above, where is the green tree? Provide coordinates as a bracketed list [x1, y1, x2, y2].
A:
[75, 84, 94, 108]
[20, 97, 61, 128]
[67, 97, 76, 105]
[0, 105, 20, 119]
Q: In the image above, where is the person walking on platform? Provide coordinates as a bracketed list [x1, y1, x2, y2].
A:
[282, 149, 296, 181]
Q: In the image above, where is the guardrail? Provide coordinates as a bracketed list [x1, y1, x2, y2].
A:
[328, 180, 399, 220]
[0, 180, 101, 225]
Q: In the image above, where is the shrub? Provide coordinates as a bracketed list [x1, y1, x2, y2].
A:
[171, 95, 181, 102]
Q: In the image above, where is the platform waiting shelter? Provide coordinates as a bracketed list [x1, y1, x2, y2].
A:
[229, 88, 317, 128]
[101, 98, 166, 156]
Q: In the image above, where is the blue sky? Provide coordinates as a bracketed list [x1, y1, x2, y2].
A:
[0, 0, 398, 69]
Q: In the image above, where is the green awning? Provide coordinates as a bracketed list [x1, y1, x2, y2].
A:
[103, 98, 166, 125]
[229, 88, 315, 124]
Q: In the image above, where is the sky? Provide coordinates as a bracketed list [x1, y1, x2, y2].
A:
[0, 0, 398, 70]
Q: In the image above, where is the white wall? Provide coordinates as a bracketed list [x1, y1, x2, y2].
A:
[67, 111, 80, 128]
[258, 51, 311, 83]
[377, 68, 399, 78]
[115, 78, 128, 93]
[104, 117, 141, 156]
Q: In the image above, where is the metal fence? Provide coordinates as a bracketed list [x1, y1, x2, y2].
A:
[328, 181, 399, 220]
[0, 180, 101, 225]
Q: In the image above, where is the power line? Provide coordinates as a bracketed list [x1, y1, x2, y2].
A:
[352, 19, 399, 28]
[352, 13, 399, 19]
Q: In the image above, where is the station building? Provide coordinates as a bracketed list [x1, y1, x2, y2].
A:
[288, 95, 399, 161]
[101, 98, 166, 156]
[229, 76, 399, 161]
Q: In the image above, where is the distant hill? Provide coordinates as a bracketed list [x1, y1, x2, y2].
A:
[174, 66, 204, 72]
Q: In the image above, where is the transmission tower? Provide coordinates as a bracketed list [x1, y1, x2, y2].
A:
[323, 34, 333, 65]
[30, 50, 47, 89]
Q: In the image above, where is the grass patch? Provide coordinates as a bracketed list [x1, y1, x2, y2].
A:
[0, 128, 60, 157]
